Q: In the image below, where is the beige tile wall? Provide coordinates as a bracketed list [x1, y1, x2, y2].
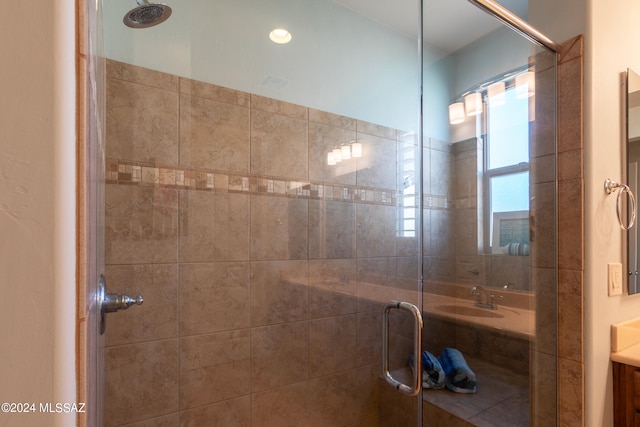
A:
[530, 35, 585, 427]
[103, 59, 422, 426]
[423, 137, 456, 282]
[531, 46, 560, 427]
[102, 37, 581, 424]
[557, 35, 585, 427]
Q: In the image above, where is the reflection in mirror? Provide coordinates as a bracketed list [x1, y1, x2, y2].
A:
[433, 34, 537, 292]
[627, 68, 640, 294]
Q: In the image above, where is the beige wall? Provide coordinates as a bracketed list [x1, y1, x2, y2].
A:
[529, 0, 586, 46]
[585, 1, 640, 426]
[0, 1, 76, 427]
[533, 0, 640, 426]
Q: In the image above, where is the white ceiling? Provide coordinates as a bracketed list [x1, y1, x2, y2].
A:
[333, 0, 528, 53]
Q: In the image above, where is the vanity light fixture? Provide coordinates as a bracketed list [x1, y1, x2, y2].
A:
[327, 152, 336, 166]
[516, 71, 535, 98]
[487, 81, 506, 107]
[341, 144, 351, 160]
[448, 66, 533, 126]
[464, 92, 483, 116]
[448, 102, 465, 125]
[351, 141, 362, 158]
[269, 28, 292, 44]
[326, 141, 362, 165]
[332, 147, 343, 163]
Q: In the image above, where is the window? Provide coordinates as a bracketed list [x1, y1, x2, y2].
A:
[484, 85, 530, 253]
[398, 139, 417, 237]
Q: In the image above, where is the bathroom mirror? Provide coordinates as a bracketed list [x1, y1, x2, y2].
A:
[626, 68, 640, 294]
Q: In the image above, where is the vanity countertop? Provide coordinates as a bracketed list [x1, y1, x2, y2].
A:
[350, 280, 534, 339]
[611, 342, 640, 368]
[286, 276, 535, 339]
[611, 317, 640, 367]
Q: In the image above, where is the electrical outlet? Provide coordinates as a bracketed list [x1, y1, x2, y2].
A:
[608, 263, 623, 296]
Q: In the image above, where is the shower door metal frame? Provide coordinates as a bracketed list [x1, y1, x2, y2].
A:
[467, 0, 559, 53]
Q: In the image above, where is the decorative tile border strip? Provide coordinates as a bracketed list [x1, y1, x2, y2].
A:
[425, 195, 449, 210]
[451, 196, 476, 210]
[106, 158, 449, 209]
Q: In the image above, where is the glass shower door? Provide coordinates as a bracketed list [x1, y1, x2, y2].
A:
[421, 0, 558, 425]
[99, 0, 424, 425]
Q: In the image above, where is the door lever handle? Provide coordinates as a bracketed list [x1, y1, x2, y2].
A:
[98, 274, 144, 335]
[103, 293, 144, 313]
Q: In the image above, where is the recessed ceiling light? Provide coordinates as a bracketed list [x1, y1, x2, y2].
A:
[269, 28, 292, 44]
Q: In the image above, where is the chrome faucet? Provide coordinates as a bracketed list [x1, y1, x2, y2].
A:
[469, 285, 502, 310]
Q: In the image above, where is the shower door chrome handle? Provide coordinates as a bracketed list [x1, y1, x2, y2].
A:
[382, 301, 423, 396]
[97, 274, 144, 335]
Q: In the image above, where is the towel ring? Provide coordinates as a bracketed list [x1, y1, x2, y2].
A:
[605, 178, 637, 230]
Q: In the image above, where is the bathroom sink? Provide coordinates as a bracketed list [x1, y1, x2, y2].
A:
[434, 304, 504, 319]
[612, 318, 640, 352]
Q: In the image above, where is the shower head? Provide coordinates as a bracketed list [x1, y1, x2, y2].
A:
[123, 0, 172, 29]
